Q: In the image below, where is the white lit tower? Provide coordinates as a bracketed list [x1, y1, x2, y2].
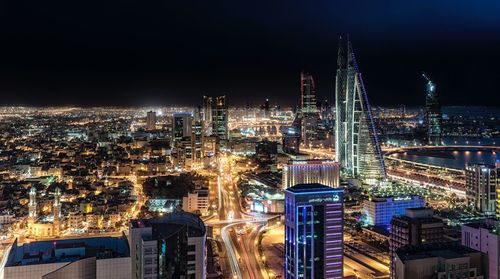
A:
[335, 37, 386, 182]
[28, 186, 37, 220]
[53, 187, 61, 236]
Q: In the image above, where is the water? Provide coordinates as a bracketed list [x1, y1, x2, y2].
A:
[392, 149, 497, 170]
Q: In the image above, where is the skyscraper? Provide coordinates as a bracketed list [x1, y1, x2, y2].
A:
[202, 95, 213, 135]
[422, 72, 442, 145]
[335, 37, 386, 182]
[465, 163, 498, 215]
[212, 95, 228, 141]
[172, 112, 193, 143]
[146, 111, 157, 131]
[282, 159, 340, 188]
[300, 72, 320, 144]
[284, 183, 343, 279]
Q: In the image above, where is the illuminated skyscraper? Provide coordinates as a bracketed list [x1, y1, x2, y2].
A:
[172, 112, 193, 143]
[284, 183, 344, 279]
[465, 163, 498, 215]
[300, 72, 320, 144]
[282, 159, 340, 188]
[335, 37, 385, 182]
[202, 95, 213, 135]
[422, 72, 442, 145]
[212, 95, 228, 141]
[146, 111, 157, 131]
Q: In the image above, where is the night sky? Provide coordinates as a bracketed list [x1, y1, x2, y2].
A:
[1, 1, 500, 107]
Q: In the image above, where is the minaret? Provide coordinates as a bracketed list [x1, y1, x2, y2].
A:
[28, 186, 37, 219]
[53, 187, 61, 236]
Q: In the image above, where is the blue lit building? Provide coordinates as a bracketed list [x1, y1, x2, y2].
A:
[363, 195, 425, 227]
[284, 183, 344, 279]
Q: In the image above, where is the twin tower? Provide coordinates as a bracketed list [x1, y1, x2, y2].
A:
[334, 37, 386, 182]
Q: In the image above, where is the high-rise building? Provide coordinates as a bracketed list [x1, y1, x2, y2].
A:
[462, 219, 500, 279]
[202, 95, 213, 135]
[210, 95, 228, 142]
[255, 139, 278, 165]
[465, 163, 498, 215]
[146, 111, 157, 131]
[129, 211, 206, 279]
[422, 72, 442, 145]
[263, 98, 270, 118]
[394, 242, 485, 279]
[282, 159, 340, 188]
[284, 183, 344, 279]
[282, 126, 301, 154]
[390, 208, 444, 278]
[300, 72, 320, 144]
[192, 107, 204, 163]
[172, 112, 193, 143]
[334, 37, 386, 182]
[363, 195, 425, 227]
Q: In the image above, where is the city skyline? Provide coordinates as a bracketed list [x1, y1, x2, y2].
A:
[1, 1, 500, 106]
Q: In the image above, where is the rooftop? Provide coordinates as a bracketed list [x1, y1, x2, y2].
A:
[6, 235, 130, 267]
[285, 183, 342, 194]
[397, 242, 479, 263]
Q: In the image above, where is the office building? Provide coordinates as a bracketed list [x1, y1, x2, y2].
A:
[394, 242, 485, 279]
[284, 183, 344, 279]
[172, 112, 193, 143]
[129, 211, 206, 279]
[182, 190, 209, 215]
[282, 126, 301, 154]
[462, 219, 500, 279]
[255, 139, 278, 165]
[146, 111, 157, 131]
[212, 95, 228, 141]
[363, 195, 425, 227]
[202, 95, 213, 135]
[299, 72, 320, 144]
[4, 236, 130, 279]
[465, 163, 498, 215]
[422, 72, 442, 145]
[335, 37, 386, 182]
[390, 208, 444, 278]
[282, 159, 340, 188]
[192, 107, 204, 164]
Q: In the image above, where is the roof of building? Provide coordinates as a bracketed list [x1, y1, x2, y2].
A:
[396, 242, 479, 263]
[285, 183, 342, 194]
[6, 235, 130, 267]
[132, 210, 206, 237]
[463, 218, 500, 234]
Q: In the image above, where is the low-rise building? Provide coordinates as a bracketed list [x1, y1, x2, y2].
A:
[394, 242, 485, 279]
[4, 236, 130, 279]
[461, 219, 500, 279]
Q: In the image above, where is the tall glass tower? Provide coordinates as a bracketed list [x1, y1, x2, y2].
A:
[284, 183, 344, 279]
[300, 72, 320, 144]
[335, 37, 386, 182]
[422, 72, 442, 145]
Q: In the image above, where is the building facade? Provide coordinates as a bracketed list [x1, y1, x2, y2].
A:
[282, 159, 340, 188]
[284, 183, 344, 279]
[390, 208, 444, 278]
[334, 37, 386, 182]
[462, 219, 500, 279]
[146, 111, 157, 131]
[363, 195, 425, 227]
[299, 72, 320, 144]
[422, 72, 442, 145]
[129, 211, 206, 279]
[394, 243, 484, 279]
[465, 163, 498, 215]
